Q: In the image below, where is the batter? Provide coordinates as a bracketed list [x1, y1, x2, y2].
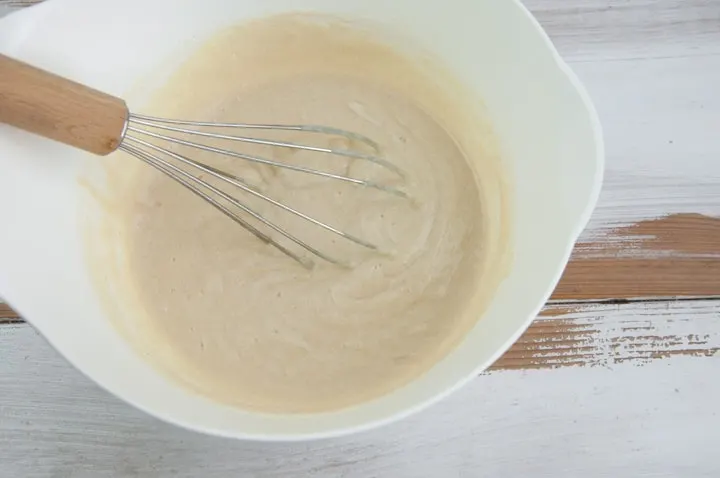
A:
[88, 15, 510, 413]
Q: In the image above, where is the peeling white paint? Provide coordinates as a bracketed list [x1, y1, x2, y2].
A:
[534, 301, 720, 368]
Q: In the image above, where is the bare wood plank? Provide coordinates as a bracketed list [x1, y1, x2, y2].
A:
[0, 321, 718, 477]
[556, 258, 720, 299]
[553, 214, 720, 299]
[0, 302, 20, 321]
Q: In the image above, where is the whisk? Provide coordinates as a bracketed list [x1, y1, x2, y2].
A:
[0, 54, 406, 268]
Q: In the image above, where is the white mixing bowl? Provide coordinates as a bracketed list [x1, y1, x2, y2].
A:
[0, 0, 603, 440]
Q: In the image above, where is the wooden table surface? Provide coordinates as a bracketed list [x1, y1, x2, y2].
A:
[1, 0, 719, 476]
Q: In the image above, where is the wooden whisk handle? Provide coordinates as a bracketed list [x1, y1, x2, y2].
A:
[0, 53, 128, 155]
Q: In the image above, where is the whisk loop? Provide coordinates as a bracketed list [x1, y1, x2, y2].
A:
[119, 113, 407, 268]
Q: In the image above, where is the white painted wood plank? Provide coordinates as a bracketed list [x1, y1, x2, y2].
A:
[527, 0, 720, 61]
[1, 301, 719, 477]
[574, 54, 720, 239]
[8, 0, 720, 61]
[542, 0, 720, 235]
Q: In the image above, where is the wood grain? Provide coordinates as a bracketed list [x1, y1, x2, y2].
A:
[526, 0, 720, 61]
[553, 214, 720, 299]
[0, 302, 19, 321]
[0, 53, 128, 155]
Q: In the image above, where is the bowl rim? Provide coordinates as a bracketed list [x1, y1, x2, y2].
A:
[0, 0, 604, 441]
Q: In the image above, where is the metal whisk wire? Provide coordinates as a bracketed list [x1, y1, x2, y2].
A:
[118, 113, 407, 268]
[0, 53, 407, 267]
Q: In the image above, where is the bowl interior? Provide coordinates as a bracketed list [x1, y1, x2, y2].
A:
[0, 0, 602, 439]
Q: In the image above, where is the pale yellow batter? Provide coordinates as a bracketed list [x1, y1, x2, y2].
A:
[87, 15, 510, 413]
